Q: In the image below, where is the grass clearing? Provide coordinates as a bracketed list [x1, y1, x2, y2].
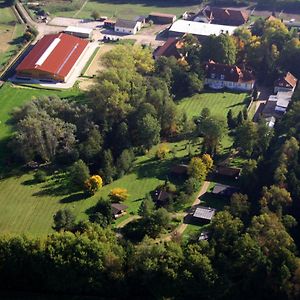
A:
[36, 0, 201, 19]
[178, 91, 250, 120]
[0, 2, 26, 70]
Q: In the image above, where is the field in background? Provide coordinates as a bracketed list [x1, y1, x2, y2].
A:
[0, 1, 26, 70]
[35, 0, 201, 19]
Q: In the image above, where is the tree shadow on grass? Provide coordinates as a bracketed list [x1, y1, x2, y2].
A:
[59, 192, 89, 203]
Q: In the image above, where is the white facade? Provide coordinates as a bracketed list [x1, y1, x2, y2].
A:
[169, 20, 237, 37]
[205, 78, 254, 91]
[115, 21, 141, 35]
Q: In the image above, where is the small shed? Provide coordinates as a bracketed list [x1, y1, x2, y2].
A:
[193, 206, 216, 223]
[148, 12, 177, 24]
[111, 203, 128, 219]
[153, 189, 173, 206]
[215, 166, 241, 179]
[212, 183, 240, 197]
[104, 19, 116, 29]
[64, 26, 93, 39]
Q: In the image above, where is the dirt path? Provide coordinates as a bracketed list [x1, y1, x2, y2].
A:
[116, 215, 141, 228]
[73, 0, 89, 18]
[157, 181, 211, 242]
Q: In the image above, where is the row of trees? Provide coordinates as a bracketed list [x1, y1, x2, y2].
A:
[0, 206, 299, 299]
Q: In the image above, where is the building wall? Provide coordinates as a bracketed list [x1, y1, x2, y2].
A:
[274, 86, 294, 93]
[115, 23, 141, 35]
[149, 15, 176, 24]
[205, 78, 254, 91]
[16, 69, 64, 82]
[64, 31, 91, 39]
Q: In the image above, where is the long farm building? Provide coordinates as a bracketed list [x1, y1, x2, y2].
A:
[16, 33, 89, 82]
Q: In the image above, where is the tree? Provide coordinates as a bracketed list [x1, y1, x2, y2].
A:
[91, 10, 100, 20]
[116, 148, 135, 177]
[229, 193, 250, 218]
[201, 34, 237, 65]
[234, 121, 258, 157]
[188, 157, 208, 182]
[102, 150, 116, 184]
[109, 188, 129, 202]
[260, 185, 292, 216]
[137, 114, 161, 150]
[227, 109, 236, 129]
[184, 177, 201, 195]
[197, 115, 226, 155]
[138, 195, 155, 218]
[34, 170, 47, 183]
[201, 154, 213, 171]
[53, 209, 76, 231]
[69, 160, 90, 188]
[89, 198, 113, 227]
[156, 143, 170, 160]
[84, 175, 103, 195]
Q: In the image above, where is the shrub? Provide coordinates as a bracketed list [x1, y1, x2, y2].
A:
[109, 188, 129, 202]
[184, 177, 200, 195]
[34, 170, 47, 183]
[84, 175, 103, 195]
[155, 143, 170, 160]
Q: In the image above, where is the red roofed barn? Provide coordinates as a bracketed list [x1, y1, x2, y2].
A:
[16, 33, 89, 82]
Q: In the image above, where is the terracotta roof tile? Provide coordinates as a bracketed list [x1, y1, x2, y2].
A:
[16, 33, 89, 79]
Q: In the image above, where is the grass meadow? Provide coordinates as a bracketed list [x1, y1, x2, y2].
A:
[178, 91, 249, 120]
[35, 0, 201, 19]
[0, 82, 249, 236]
[0, 1, 26, 70]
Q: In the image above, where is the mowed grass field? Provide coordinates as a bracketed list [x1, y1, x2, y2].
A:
[178, 91, 249, 120]
[0, 1, 26, 69]
[0, 139, 197, 236]
[37, 0, 201, 19]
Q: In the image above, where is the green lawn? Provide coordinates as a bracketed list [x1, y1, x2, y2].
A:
[38, 0, 201, 19]
[0, 1, 16, 24]
[178, 91, 250, 120]
[0, 139, 198, 236]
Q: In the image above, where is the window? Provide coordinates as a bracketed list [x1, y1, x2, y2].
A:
[211, 73, 215, 79]
[220, 74, 225, 80]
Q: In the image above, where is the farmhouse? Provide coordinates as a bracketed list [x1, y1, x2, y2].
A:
[153, 37, 185, 60]
[193, 6, 249, 26]
[168, 20, 237, 39]
[64, 26, 93, 39]
[148, 12, 176, 24]
[203, 61, 255, 91]
[193, 206, 216, 223]
[16, 33, 89, 82]
[274, 72, 298, 93]
[111, 203, 128, 219]
[114, 19, 141, 35]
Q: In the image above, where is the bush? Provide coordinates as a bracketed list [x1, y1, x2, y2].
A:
[84, 175, 103, 195]
[184, 177, 200, 195]
[34, 170, 47, 183]
[109, 188, 129, 202]
[155, 143, 170, 160]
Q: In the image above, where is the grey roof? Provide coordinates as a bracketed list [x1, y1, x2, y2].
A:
[115, 19, 138, 29]
[111, 203, 128, 215]
[193, 206, 216, 220]
[212, 183, 239, 196]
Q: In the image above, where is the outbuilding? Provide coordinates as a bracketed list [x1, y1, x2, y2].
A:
[148, 12, 176, 24]
[193, 206, 216, 223]
[114, 19, 141, 35]
[64, 26, 93, 39]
